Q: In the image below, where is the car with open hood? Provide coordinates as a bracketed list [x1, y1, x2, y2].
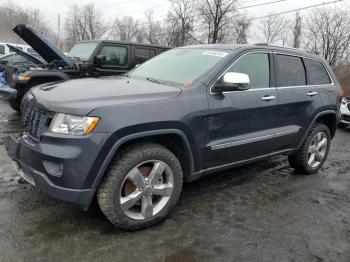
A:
[0, 44, 46, 68]
[6, 44, 341, 230]
[1, 24, 170, 112]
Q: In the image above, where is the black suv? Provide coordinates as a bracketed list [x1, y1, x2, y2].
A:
[6, 44, 341, 230]
[1, 24, 170, 112]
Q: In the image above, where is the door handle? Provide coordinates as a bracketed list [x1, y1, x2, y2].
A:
[307, 91, 318, 97]
[261, 95, 276, 101]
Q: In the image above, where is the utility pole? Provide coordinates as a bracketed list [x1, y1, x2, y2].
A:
[57, 14, 61, 49]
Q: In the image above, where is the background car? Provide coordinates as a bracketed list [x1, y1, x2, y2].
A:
[1, 24, 171, 112]
[339, 97, 350, 127]
[0, 42, 35, 55]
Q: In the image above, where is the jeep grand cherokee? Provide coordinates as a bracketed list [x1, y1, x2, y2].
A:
[6, 44, 341, 230]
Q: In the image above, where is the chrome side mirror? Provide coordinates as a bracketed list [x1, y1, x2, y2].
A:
[212, 72, 250, 93]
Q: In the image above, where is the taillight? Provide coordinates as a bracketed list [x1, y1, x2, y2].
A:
[340, 86, 345, 97]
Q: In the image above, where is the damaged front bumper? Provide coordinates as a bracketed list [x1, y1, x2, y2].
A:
[5, 135, 97, 210]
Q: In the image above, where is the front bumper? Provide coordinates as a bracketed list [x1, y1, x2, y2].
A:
[5, 133, 109, 210]
[339, 103, 350, 125]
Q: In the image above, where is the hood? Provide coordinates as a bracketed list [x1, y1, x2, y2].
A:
[32, 77, 182, 115]
[6, 44, 46, 65]
[13, 24, 73, 66]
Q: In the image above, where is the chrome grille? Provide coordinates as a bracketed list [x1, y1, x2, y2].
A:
[21, 99, 52, 142]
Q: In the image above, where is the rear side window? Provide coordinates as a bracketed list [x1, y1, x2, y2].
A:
[227, 53, 270, 89]
[135, 48, 156, 61]
[0, 45, 4, 54]
[304, 59, 331, 85]
[276, 55, 306, 87]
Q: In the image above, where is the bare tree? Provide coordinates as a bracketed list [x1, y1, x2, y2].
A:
[305, 7, 350, 71]
[292, 12, 302, 48]
[0, 2, 55, 43]
[198, 0, 237, 44]
[166, 0, 195, 46]
[258, 14, 289, 45]
[111, 16, 140, 41]
[233, 15, 250, 44]
[143, 10, 167, 45]
[64, 4, 109, 46]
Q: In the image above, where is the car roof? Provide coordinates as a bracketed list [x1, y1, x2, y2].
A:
[181, 43, 323, 61]
[75, 40, 171, 49]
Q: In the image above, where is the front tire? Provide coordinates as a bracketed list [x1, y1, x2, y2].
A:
[97, 143, 183, 230]
[289, 123, 331, 174]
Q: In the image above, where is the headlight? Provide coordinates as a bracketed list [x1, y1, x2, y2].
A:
[17, 75, 31, 81]
[49, 113, 100, 135]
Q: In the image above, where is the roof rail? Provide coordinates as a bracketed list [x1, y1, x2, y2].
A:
[254, 43, 269, 46]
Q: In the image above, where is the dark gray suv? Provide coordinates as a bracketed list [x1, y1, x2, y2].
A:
[6, 44, 341, 230]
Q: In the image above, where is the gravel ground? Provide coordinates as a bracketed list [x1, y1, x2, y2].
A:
[0, 101, 350, 262]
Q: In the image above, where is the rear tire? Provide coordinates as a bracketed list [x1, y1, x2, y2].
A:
[97, 143, 183, 230]
[289, 123, 331, 174]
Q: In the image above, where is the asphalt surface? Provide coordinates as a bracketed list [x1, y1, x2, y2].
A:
[0, 101, 350, 262]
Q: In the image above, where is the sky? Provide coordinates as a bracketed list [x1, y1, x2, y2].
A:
[1, 0, 348, 42]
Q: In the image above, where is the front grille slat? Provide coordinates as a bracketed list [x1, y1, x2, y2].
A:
[21, 99, 51, 142]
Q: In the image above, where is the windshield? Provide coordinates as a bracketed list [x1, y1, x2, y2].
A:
[67, 42, 99, 60]
[129, 48, 229, 87]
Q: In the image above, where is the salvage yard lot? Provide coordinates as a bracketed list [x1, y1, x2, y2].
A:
[0, 100, 350, 262]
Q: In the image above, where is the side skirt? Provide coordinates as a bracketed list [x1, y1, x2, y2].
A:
[185, 148, 295, 182]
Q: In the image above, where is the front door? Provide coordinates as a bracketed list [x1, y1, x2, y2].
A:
[204, 51, 279, 169]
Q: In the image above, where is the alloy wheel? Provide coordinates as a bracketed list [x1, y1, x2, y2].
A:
[119, 160, 174, 220]
[307, 131, 328, 168]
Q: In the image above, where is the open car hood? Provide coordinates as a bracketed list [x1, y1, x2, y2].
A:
[13, 24, 73, 66]
[7, 44, 46, 65]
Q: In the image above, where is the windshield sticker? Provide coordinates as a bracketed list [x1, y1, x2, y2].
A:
[202, 51, 228, 57]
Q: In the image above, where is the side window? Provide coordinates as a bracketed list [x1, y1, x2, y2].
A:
[227, 53, 270, 89]
[304, 58, 331, 85]
[135, 48, 156, 61]
[98, 45, 127, 66]
[0, 45, 4, 55]
[276, 55, 306, 87]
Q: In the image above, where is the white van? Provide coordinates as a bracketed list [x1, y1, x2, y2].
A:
[0, 43, 35, 55]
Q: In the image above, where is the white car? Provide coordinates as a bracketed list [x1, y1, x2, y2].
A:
[339, 97, 350, 127]
[0, 43, 34, 55]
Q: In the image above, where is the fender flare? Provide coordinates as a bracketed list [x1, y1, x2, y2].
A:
[91, 129, 195, 189]
[297, 110, 338, 150]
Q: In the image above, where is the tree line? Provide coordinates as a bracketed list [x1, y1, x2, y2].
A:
[0, 0, 349, 74]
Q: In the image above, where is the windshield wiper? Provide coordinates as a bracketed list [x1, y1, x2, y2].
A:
[146, 77, 161, 84]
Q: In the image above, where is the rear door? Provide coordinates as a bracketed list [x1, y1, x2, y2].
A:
[274, 53, 322, 150]
[205, 51, 279, 168]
